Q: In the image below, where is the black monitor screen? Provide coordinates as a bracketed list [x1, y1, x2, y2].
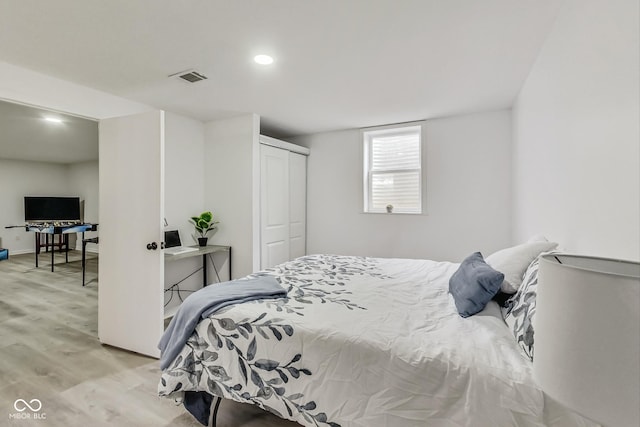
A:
[164, 230, 181, 248]
[24, 197, 81, 222]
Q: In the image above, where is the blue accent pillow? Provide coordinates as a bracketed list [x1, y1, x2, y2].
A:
[449, 252, 505, 318]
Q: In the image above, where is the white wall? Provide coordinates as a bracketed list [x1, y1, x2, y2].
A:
[163, 112, 227, 311]
[0, 61, 150, 120]
[68, 161, 99, 224]
[164, 112, 205, 245]
[0, 159, 70, 253]
[512, 0, 639, 261]
[291, 110, 512, 262]
[204, 114, 260, 278]
[0, 160, 100, 253]
[68, 160, 99, 249]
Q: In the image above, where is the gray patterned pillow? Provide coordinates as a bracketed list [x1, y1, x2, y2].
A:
[503, 257, 540, 361]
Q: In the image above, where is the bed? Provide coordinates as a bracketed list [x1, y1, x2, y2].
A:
[158, 253, 598, 427]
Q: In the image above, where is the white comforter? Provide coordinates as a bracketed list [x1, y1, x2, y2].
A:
[158, 255, 597, 427]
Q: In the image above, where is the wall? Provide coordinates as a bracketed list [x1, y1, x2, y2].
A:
[291, 110, 512, 262]
[512, 0, 640, 260]
[163, 112, 226, 312]
[204, 114, 260, 278]
[0, 160, 100, 253]
[164, 112, 205, 246]
[68, 161, 99, 224]
[68, 160, 99, 249]
[0, 61, 150, 120]
[0, 159, 70, 253]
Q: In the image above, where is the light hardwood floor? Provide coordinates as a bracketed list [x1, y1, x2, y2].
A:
[0, 252, 298, 427]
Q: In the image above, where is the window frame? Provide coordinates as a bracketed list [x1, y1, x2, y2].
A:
[362, 121, 425, 215]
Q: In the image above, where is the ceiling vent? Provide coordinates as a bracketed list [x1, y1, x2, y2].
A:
[170, 69, 208, 83]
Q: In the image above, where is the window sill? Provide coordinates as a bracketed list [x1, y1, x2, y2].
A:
[360, 211, 426, 216]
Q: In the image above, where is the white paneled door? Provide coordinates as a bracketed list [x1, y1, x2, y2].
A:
[289, 152, 307, 259]
[260, 144, 290, 269]
[98, 110, 165, 358]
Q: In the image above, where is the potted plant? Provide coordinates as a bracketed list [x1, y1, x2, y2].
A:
[189, 211, 219, 246]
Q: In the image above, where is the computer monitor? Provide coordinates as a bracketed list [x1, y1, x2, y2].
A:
[164, 230, 182, 248]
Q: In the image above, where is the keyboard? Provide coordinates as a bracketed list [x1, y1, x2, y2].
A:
[164, 246, 199, 255]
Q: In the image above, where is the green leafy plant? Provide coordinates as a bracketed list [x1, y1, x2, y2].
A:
[190, 211, 220, 238]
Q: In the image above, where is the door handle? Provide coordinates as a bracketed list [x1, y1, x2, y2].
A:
[146, 242, 158, 250]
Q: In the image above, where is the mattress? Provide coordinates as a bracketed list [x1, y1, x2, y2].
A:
[158, 254, 598, 427]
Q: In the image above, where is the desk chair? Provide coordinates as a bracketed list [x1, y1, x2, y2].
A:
[82, 237, 99, 286]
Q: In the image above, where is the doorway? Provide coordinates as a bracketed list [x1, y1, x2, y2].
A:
[0, 98, 100, 313]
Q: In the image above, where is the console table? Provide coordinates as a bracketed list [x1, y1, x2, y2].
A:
[164, 245, 232, 319]
[164, 244, 231, 287]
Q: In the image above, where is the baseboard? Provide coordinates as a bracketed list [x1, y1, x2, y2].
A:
[4, 248, 99, 255]
[72, 244, 99, 254]
[7, 249, 33, 255]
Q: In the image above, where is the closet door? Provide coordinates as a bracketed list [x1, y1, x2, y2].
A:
[289, 152, 306, 259]
[260, 145, 290, 269]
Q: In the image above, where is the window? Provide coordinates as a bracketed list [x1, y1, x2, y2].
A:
[363, 123, 423, 214]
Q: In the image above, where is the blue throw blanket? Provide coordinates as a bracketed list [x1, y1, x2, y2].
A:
[158, 276, 285, 370]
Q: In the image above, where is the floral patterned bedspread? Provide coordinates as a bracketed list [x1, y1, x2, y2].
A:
[158, 254, 597, 427]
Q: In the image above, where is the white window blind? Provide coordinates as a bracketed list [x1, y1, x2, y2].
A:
[363, 124, 422, 214]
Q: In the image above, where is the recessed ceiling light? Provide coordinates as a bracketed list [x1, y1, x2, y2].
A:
[45, 117, 63, 123]
[254, 54, 274, 65]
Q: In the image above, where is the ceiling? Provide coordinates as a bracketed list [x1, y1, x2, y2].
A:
[0, 0, 562, 139]
[0, 100, 98, 164]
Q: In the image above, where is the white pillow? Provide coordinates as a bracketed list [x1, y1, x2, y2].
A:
[486, 241, 558, 293]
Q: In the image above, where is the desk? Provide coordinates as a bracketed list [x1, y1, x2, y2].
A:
[26, 223, 97, 272]
[164, 245, 231, 287]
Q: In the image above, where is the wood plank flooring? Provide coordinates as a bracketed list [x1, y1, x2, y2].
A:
[0, 252, 298, 427]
